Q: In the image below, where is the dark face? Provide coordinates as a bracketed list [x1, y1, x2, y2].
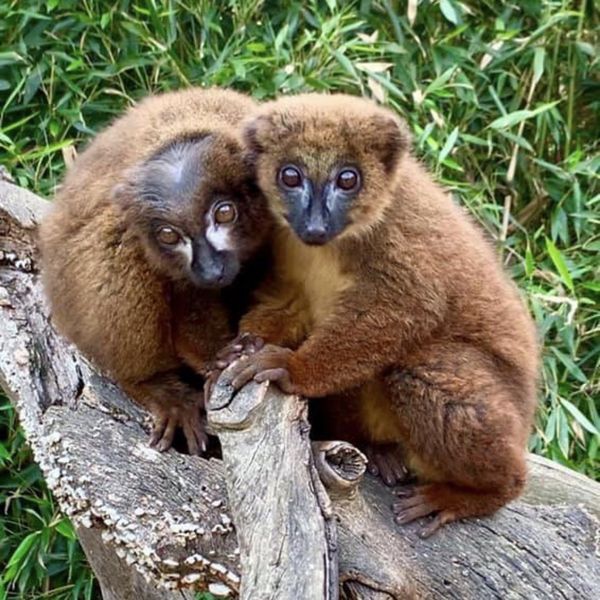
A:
[145, 197, 242, 288]
[276, 163, 361, 245]
[115, 135, 268, 288]
[244, 94, 408, 247]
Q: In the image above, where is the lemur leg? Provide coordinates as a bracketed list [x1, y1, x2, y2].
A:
[124, 370, 207, 456]
[239, 302, 309, 349]
[385, 342, 529, 536]
[310, 388, 411, 487]
[353, 380, 412, 487]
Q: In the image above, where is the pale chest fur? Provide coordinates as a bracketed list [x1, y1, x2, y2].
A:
[273, 229, 352, 331]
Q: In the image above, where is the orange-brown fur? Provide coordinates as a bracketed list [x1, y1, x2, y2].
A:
[39, 87, 270, 454]
[234, 93, 539, 533]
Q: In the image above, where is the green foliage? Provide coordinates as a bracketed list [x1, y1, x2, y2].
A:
[0, 0, 598, 596]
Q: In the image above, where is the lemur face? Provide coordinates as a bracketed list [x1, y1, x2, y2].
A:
[272, 161, 362, 245]
[115, 134, 268, 288]
[244, 94, 409, 245]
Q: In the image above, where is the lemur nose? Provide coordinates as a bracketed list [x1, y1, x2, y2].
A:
[192, 239, 228, 285]
[204, 261, 224, 282]
[304, 224, 329, 245]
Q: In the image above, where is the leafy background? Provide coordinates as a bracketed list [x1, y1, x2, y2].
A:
[0, 0, 598, 598]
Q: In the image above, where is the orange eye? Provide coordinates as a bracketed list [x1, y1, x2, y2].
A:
[156, 226, 180, 245]
[336, 168, 359, 191]
[279, 166, 302, 188]
[214, 202, 237, 224]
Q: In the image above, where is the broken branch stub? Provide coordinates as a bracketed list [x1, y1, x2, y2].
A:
[312, 441, 367, 500]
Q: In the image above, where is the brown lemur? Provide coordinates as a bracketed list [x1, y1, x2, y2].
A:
[39, 87, 271, 455]
[223, 93, 539, 536]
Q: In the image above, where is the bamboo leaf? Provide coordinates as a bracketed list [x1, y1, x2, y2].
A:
[558, 408, 570, 458]
[488, 102, 559, 130]
[561, 399, 599, 436]
[3, 532, 39, 582]
[533, 47, 545, 86]
[545, 237, 575, 292]
[551, 348, 587, 383]
[438, 126, 459, 163]
[440, 0, 458, 24]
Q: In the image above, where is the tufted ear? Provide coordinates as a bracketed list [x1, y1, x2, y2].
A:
[242, 114, 272, 163]
[366, 112, 411, 174]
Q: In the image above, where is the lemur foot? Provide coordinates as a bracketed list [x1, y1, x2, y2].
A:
[149, 402, 208, 456]
[364, 443, 411, 487]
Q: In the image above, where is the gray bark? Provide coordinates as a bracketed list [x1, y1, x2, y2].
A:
[208, 376, 339, 600]
[1, 179, 599, 600]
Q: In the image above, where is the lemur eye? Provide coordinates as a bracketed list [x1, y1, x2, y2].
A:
[214, 202, 237, 225]
[279, 166, 303, 188]
[336, 168, 360, 191]
[156, 226, 181, 245]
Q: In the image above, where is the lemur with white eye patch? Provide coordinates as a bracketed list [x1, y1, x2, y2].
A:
[39, 87, 271, 455]
[223, 93, 539, 536]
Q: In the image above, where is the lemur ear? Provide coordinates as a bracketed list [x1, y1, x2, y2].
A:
[367, 112, 411, 174]
[112, 137, 210, 207]
[242, 114, 270, 162]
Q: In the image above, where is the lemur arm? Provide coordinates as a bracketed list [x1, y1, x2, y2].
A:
[291, 286, 444, 396]
[238, 277, 312, 350]
[231, 275, 446, 397]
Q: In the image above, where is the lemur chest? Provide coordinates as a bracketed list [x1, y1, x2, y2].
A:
[274, 231, 352, 329]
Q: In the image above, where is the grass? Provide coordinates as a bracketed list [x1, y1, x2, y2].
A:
[0, 0, 598, 597]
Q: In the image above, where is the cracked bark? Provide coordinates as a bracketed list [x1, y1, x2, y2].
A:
[207, 375, 339, 600]
[1, 180, 599, 600]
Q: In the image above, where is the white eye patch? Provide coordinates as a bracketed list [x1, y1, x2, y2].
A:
[205, 214, 234, 252]
[175, 236, 193, 265]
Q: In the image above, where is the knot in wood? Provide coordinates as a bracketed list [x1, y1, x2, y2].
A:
[313, 441, 367, 499]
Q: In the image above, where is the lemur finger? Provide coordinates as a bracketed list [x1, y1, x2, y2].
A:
[193, 412, 209, 454]
[203, 371, 220, 404]
[183, 421, 200, 456]
[364, 447, 380, 476]
[215, 358, 233, 369]
[394, 485, 418, 498]
[254, 368, 293, 393]
[216, 348, 248, 368]
[367, 463, 380, 476]
[231, 364, 260, 390]
[387, 453, 410, 484]
[149, 414, 168, 447]
[419, 511, 455, 538]
[216, 343, 243, 360]
[196, 428, 209, 454]
[394, 500, 434, 525]
[377, 455, 398, 487]
[156, 419, 177, 452]
[244, 336, 264, 353]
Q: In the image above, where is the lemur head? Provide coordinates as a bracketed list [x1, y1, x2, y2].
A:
[114, 132, 269, 288]
[243, 94, 410, 245]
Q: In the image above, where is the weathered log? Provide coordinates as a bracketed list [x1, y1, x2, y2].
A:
[207, 375, 338, 599]
[1, 179, 599, 599]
